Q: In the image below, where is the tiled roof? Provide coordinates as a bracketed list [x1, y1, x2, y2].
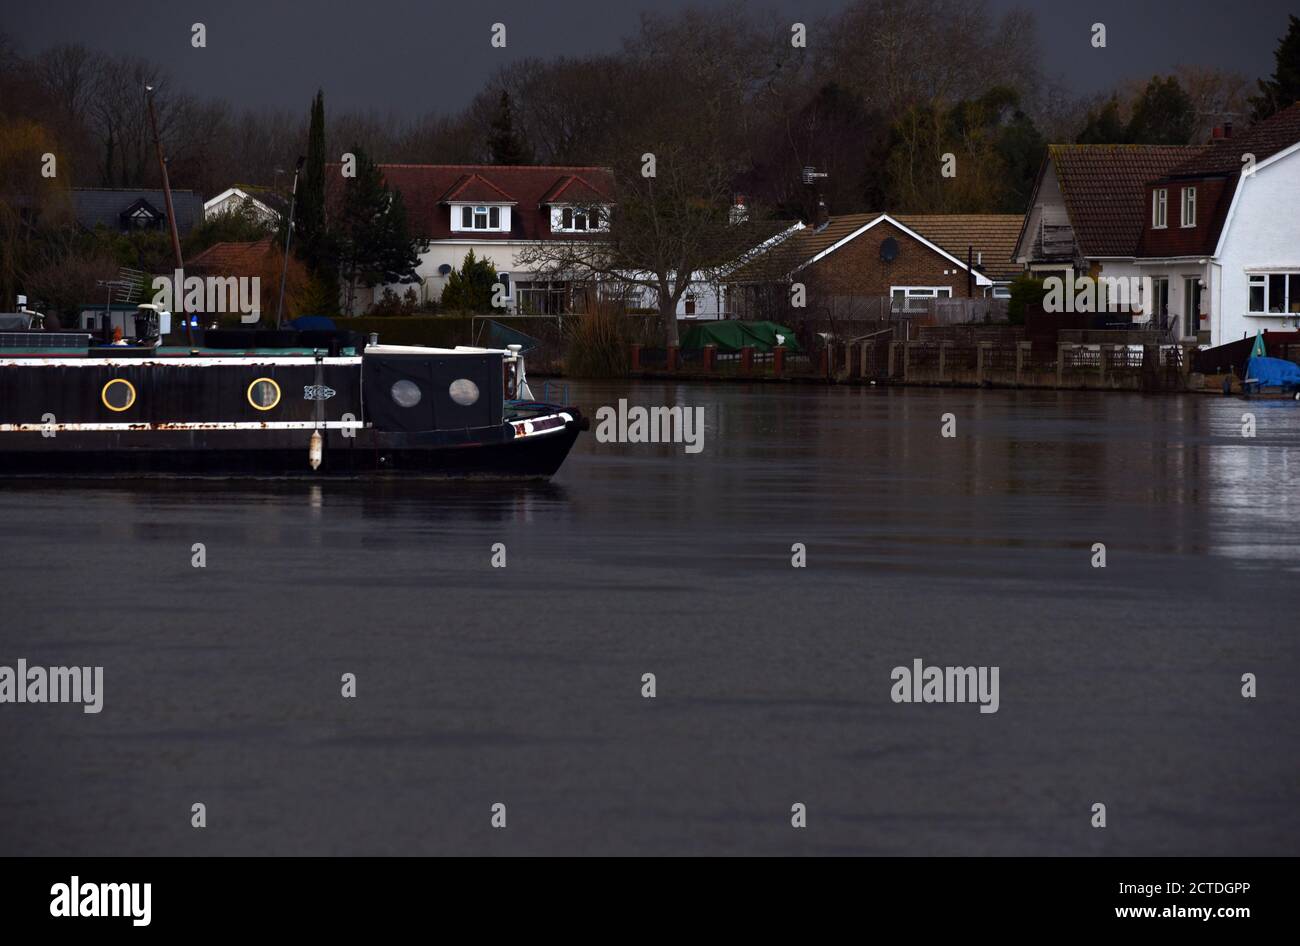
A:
[728, 213, 1023, 282]
[1162, 102, 1300, 177]
[186, 238, 277, 271]
[892, 214, 1024, 280]
[537, 174, 608, 205]
[327, 164, 615, 242]
[1047, 145, 1203, 257]
[438, 173, 517, 204]
[72, 187, 205, 234]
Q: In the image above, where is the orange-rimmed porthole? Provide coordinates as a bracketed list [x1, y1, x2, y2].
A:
[247, 377, 281, 411]
[101, 378, 136, 412]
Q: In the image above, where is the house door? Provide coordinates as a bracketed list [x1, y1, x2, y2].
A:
[1149, 277, 1170, 331]
[1183, 277, 1202, 338]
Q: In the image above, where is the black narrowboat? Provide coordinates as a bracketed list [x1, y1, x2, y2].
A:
[0, 315, 585, 478]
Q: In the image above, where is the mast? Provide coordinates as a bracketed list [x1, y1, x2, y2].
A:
[275, 156, 305, 329]
[145, 85, 195, 350]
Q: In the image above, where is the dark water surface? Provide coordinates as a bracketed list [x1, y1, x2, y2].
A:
[2, 382, 1298, 855]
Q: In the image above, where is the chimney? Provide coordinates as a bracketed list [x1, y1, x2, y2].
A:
[729, 194, 748, 226]
[1224, 120, 1234, 139]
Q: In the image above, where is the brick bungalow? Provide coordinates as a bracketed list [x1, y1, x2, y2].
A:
[727, 212, 1023, 319]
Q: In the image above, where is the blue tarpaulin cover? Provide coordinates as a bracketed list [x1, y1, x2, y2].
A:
[288, 316, 337, 331]
[1244, 356, 1300, 390]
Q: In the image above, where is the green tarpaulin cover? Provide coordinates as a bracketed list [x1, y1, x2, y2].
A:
[678, 320, 801, 353]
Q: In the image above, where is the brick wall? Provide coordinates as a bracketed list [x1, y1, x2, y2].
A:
[802, 220, 978, 298]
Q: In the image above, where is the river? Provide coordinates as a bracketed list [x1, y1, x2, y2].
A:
[2, 381, 1298, 855]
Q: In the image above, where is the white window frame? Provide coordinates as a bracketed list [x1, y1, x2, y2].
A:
[890, 286, 953, 299]
[1153, 188, 1168, 229]
[1181, 187, 1196, 228]
[452, 204, 507, 232]
[551, 204, 609, 233]
[1247, 271, 1300, 315]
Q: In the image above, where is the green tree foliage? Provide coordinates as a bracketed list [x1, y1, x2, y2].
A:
[296, 90, 330, 276]
[1007, 273, 1047, 325]
[438, 250, 498, 313]
[1127, 76, 1197, 145]
[183, 202, 274, 258]
[1076, 98, 1129, 144]
[333, 146, 423, 314]
[1251, 15, 1300, 121]
[487, 90, 533, 165]
[1077, 78, 1196, 145]
[886, 86, 1045, 213]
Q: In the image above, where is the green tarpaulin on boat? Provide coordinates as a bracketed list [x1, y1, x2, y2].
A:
[678, 320, 801, 353]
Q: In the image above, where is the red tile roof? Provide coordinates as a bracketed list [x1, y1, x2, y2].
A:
[1048, 145, 1203, 257]
[186, 238, 278, 271]
[537, 174, 609, 205]
[326, 164, 614, 241]
[438, 173, 517, 204]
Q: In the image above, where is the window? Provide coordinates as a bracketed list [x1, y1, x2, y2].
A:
[1153, 189, 1168, 228]
[101, 378, 136, 412]
[1181, 187, 1197, 228]
[458, 205, 503, 231]
[890, 287, 952, 311]
[448, 378, 480, 406]
[1248, 273, 1300, 314]
[554, 205, 605, 233]
[247, 378, 281, 411]
[391, 379, 422, 408]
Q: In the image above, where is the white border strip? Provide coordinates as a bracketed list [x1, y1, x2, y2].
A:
[1, 421, 365, 432]
[510, 412, 573, 439]
[0, 357, 363, 368]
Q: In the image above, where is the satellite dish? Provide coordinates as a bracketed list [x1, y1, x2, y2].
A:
[438, 264, 452, 276]
[880, 237, 899, 263]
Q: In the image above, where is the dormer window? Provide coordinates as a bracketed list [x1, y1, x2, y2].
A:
[1152, 188, 1168, 229]
[451, 204, 508, 232]
[1181, 187, 1196, 228]
[461, 206, 500, 230]
[551, 204, 607, 233]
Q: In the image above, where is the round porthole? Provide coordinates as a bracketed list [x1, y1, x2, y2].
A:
[247, 377, 281, 410]
[391, 379, 422, 408]
[448, 378, 480, 406]
[101, 378, 136, 412]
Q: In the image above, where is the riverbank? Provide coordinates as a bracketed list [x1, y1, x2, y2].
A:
[624, 340, 1228, 394]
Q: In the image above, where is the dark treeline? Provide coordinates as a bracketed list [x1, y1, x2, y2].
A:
[2, 3, 1266, 212]
[3, 4, 1293, 326]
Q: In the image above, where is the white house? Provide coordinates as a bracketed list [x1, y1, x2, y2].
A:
[332, 164, 615, 315]
[203, 187, 285, 225]
[1015, 103, 1300, 345]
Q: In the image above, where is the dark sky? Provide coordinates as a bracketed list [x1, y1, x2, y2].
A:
[4, 0, 1294, 117]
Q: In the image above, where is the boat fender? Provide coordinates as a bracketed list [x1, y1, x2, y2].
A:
[309, 430, 323, 470]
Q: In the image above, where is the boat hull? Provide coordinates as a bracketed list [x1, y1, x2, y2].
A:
[0, 420, 582, 478]
[0, 349, 582, 479]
